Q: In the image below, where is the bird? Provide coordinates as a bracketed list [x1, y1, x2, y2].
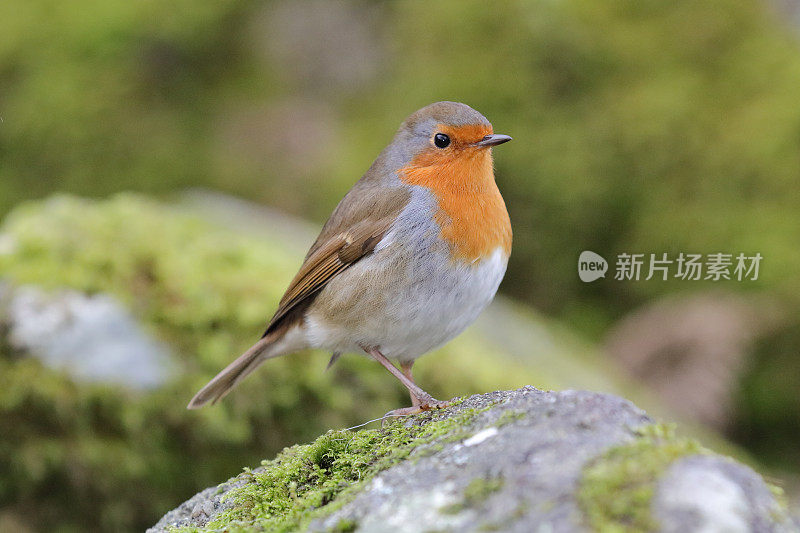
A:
[188, 101, 512, 416]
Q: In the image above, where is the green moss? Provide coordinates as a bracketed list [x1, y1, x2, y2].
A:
[441, 476, 505, 515]
[494, 409, 526, 427]
[766, 481, 789, 517]
[331, 518, 358, 532]
[463, 477, 504, 504]
[182, 406, 492, 532]
[578, 424, 706, 532]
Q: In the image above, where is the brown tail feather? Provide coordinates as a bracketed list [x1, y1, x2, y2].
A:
[187, 333, 281, 409]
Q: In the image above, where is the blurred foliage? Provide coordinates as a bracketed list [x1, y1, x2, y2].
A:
[0, 0, 798, 330]
[0, 194, 552, 532]
[0, 0, 249, 214]
[1, 0, 799, 526]
[732, 324, 800, 473]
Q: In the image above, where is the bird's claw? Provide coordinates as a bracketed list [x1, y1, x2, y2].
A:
[380, 398, 450, 426]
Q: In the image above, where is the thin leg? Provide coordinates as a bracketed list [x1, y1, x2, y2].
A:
[400, 361, 420, 407]
[364, 347, 431, 403]
[363, 346, 448, 415]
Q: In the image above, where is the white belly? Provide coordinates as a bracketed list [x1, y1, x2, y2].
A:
[304, 243, 508, 362]
[379, 246, 508, 360]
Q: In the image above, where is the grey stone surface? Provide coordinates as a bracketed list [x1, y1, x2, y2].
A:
[147, 474, 255, 532]
[654, 455, 795, 533]
[310, 388, 651, 533]
[1, 284, 175, 388]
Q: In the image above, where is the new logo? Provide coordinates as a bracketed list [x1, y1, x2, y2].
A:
[578, 251, 608, 282]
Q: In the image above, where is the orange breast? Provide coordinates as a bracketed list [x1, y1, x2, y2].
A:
[399, 135, 512, 263]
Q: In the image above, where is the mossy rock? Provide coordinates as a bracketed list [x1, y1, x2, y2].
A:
[149, 387, 794, 532]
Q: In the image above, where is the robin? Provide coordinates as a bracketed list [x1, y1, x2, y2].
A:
[188, 101, 512, 415]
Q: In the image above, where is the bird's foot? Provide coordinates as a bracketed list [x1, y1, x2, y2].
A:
[380, 395, 450, 424]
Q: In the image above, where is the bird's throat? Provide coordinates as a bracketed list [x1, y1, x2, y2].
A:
[399, 148, 512, 263]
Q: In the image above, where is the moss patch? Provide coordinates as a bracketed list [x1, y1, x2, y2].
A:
[463, 477, 504, 506]
[493, 409, 526, 427]
[176, 405, 492, 532]
[578, 424, 706, 532]
[441, 476, 505, 515]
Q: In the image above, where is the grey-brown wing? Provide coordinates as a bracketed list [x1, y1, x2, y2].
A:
[263, 185, 410, 335]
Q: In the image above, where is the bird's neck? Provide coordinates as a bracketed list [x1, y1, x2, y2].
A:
[399, 150, 512, 263]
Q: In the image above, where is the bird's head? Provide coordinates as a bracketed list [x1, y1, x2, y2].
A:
[393, 101, 511, 170]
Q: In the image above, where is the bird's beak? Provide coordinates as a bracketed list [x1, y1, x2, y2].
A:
[475, 134, 512, 148]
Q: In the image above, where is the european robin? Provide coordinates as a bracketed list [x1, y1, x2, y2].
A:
[188, 101, 512, 415]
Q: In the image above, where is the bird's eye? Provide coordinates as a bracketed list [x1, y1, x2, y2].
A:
[434, 133, 450, 148]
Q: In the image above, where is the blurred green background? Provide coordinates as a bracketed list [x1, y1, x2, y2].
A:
[1, 0, 799, 531]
